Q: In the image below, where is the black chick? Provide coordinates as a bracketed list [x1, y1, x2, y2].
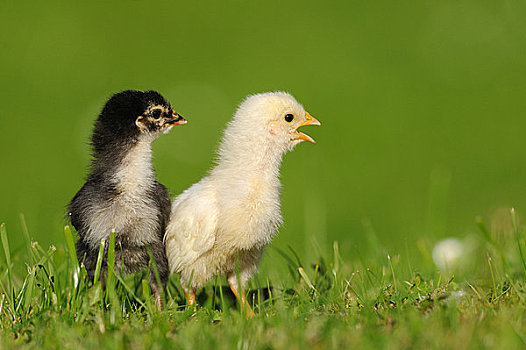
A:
[68, 90, 186, 303]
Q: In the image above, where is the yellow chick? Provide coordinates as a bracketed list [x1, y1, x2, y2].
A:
[164, 92, 320, 315]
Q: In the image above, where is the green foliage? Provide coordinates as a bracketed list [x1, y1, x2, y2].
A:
[1, 211, 526, 349]
[1, 0, 526, 263]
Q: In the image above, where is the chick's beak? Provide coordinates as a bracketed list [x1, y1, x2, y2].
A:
[294, 111, 321, 143]
[164, 109, 187, 126]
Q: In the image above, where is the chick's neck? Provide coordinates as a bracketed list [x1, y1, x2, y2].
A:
[212, 133, 284, 188]
[90, 134, 155, 188]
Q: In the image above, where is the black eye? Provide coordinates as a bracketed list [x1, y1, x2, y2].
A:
[152, 109, 162, 119]
[284, 113, 294, 122]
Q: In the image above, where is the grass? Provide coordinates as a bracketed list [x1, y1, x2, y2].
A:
[1, 2, 524, 348]
[1, 212, 526, 349]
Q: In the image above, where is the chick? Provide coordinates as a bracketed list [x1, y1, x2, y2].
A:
[69, 90, 186, 301]
[164, 92, 320, 315]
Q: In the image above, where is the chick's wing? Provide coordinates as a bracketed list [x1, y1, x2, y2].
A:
[165, 182, 217, 273]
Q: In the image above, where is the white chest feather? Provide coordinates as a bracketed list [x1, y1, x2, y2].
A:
[215, 174, 282, 250]
[84, 141, 160, 247]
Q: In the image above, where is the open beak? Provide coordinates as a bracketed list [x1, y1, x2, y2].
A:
[293, 111, 321, 143]
[164, 109, 187, 126]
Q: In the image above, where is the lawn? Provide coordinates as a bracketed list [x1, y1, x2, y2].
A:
[1, 210, 525, 349]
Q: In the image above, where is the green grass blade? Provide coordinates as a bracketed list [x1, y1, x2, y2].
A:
[488, 253, 497, 302]
[0, 223, 14, 310]
[112, 272, 147, 311]
[511, 208, 526, 278]
[266, 277, 273, 307]
[19, 213, 34, 264]
[23, 266, 36, 311]
[287, 245, 303, 267]
[387, 254, 398, 295]
[64, 225, 79, 289]
[0, 293, 4, 320]
[93, 239, 106, 284]
[33, 243, 61, 306]
[141, 279, 153, 316]
[333, 241, 341, 276]
[64, 225, 79, 269]
[105, 230, 121, 320]
[273, 246, 301, 281]
[106, 230, 116, 301]
[298, 267, 320, 296]
[219, 276, 227, 314]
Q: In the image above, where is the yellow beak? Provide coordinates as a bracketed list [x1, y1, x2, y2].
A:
[295, 111, 321, 143]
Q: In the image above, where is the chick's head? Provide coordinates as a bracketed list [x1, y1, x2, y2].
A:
[96, 90, 186, 142]
[231, 92, 320, 153]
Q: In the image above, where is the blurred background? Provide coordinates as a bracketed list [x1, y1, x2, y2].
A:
[1, 1, 525, 276]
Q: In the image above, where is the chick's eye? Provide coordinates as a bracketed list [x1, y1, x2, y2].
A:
[284, 113, 294, 123]
[152, 109, 162, 119]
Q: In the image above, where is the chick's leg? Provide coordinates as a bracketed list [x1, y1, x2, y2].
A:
[227, 274, 255, 318]
[148, 242, 170, 310]
[184, 290, 197, 312]
[149, 271, 164, 310]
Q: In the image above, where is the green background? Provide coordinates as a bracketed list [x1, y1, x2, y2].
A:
[1, 1, 525, 269]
